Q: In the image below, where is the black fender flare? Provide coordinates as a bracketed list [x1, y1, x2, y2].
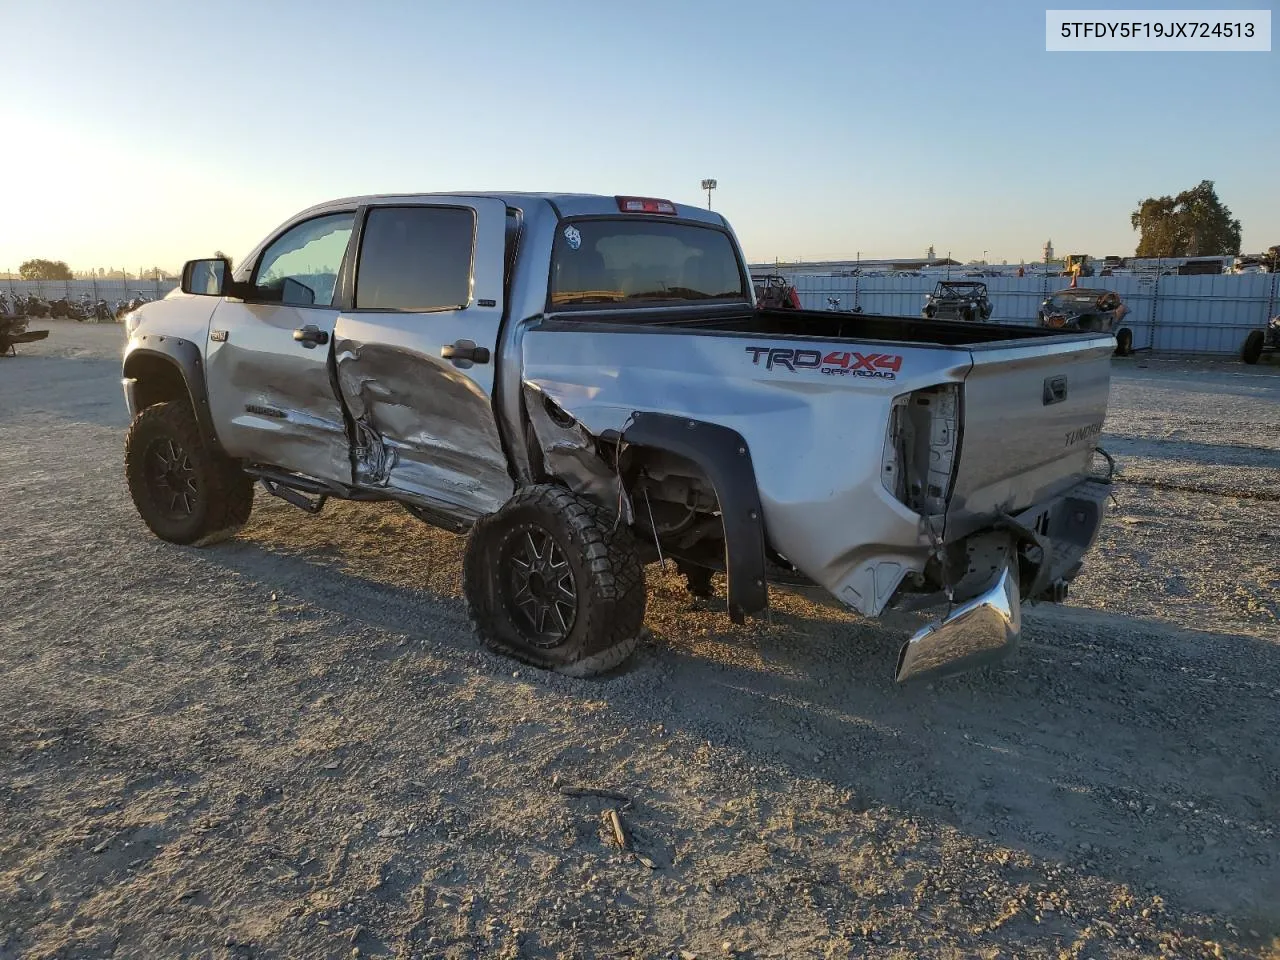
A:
[122, 335, 225, 457]
[618, 412, 768, 623]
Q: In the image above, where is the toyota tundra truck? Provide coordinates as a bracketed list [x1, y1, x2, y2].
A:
[120, 193, 1115, 682]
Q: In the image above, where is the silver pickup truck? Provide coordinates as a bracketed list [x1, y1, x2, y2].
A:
[121, 193, 1114, 682]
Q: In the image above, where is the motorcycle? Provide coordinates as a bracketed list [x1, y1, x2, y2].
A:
[0, 293, 51, 356]
[66, 295, 95, 321]
[94, 298, 114, 322]
[23, 294, 51, 318]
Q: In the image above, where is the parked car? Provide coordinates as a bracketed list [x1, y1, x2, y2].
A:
[1038, 287, 1133, 356]
[921, 281, 993, 322]
[120, 192, 1116, 685]
[1241, 316, 1280, 364]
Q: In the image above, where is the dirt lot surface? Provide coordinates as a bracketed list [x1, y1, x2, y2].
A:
[2, 322, 1278, 960]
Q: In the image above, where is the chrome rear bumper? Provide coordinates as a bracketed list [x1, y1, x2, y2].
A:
[895, 564, 1021, 684]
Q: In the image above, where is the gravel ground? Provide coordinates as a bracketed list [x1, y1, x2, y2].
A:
[1, 323, 1278, 960]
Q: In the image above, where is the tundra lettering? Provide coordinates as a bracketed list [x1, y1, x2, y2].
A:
[1065, 422, 1104, 447]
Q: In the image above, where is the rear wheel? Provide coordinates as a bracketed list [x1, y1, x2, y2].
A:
[464, 484, 646, 677]
[124, 401, 253, 544]
[1241, 330, 1265, 364]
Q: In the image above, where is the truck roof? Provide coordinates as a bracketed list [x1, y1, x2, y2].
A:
[292, 192, 729, 228]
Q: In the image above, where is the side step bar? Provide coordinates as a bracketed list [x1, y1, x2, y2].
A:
[243, 466, 380, 515]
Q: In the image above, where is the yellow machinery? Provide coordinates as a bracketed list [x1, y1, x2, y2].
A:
[1063, 254, 1094, 278]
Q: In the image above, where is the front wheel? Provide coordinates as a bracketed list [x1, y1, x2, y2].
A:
[124, 401, 254, 544]
[464, 484, 646, 677]
[1241, 330, 1265, 364]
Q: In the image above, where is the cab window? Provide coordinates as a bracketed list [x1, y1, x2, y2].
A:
[354, 206, 475, 311]
[252, 212, 355, 307]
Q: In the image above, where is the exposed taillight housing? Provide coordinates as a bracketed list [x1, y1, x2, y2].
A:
[881, 383, 962, 516]
[616, 196, 677, 215]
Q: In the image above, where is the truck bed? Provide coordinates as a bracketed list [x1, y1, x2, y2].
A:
[525, 305, 1115, 610]
[644, 307, 1075, 347]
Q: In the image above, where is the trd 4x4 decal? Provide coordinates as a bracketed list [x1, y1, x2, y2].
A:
[745, 346, 903, 380]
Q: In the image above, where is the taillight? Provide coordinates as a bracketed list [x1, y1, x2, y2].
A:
[616, 196, 677, 215]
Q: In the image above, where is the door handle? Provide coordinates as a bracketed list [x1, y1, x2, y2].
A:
[441, 339, 490, 365]
[293, 324, 329, 348]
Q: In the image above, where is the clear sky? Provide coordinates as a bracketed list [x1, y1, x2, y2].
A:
[2, 0, 1275, 272]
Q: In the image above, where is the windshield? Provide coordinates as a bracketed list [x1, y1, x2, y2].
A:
[549, 218, 747, 308]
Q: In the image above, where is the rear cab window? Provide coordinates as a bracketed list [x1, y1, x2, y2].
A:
[354, 206, 476, 311]
[549, 218, 748, 310]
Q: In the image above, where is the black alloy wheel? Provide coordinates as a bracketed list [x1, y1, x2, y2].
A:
[501, 523, 578, 647]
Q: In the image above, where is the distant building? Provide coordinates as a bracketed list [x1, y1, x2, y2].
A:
[1043, 239, 1055, 263]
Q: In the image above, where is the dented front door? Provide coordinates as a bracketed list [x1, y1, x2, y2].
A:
[332, 199, 514, 520]
[204, 211, 356, 484]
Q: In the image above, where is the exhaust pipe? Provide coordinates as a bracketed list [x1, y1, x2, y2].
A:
[895, 564, 1022, 684]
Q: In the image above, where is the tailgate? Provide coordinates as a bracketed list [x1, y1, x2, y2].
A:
[946, 334, 1113, 538]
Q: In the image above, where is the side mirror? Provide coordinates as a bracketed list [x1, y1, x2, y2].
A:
[181, 258, 230, 296]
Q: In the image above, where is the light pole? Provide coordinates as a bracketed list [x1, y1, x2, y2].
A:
[701, 178, 717, 210]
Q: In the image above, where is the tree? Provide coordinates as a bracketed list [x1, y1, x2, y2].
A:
[1130, 180, 1242, 258]
[214, 250, 235, 270]
[19, 258, 73, 281]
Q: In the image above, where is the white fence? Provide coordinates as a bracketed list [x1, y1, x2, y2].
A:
[3, 277, 180, 303]
[6, 272, 1277, 357]
[794, 273, 1280, 355]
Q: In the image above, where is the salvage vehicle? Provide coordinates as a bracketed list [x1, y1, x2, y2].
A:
[1039, 287, 1133, 356]
[119, 192, 1115, 683]
[1240, 315, 1280, 364]
[921, 281, 994, 322]
[751, 274, 801, 310]
[0, 295, 50, 355]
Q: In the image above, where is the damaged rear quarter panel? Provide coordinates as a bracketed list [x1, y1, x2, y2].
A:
[520, 325, 972, 612]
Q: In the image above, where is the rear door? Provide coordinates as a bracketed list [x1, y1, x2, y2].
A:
[332, 199, 514, 519]
[204, 211, 356, 483]
[946, 335, 1114, 538]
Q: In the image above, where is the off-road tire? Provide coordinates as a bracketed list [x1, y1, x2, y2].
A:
[1241, 330, 1265, 365]
[1115, 327, 1134, 357]
[463, 484, 646, 677]
[125, 400, 253, 545]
